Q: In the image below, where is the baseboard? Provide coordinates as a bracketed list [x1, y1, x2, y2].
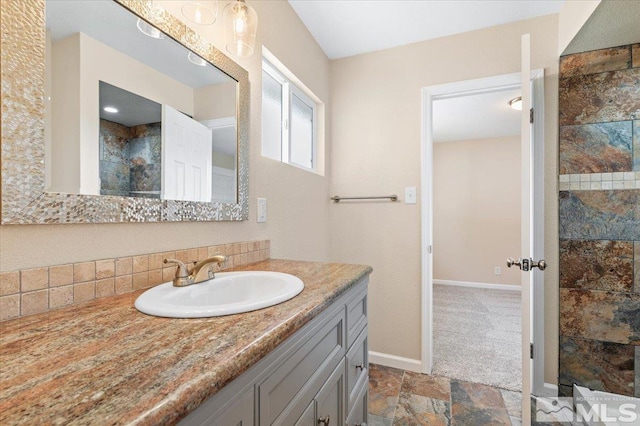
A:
[433, 279, 520, 291]
[369, 351, 422, 373]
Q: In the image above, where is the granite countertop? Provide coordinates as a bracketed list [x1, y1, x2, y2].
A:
[0, 259, 372, 425]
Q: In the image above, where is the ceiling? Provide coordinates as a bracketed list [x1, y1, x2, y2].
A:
[288, 0, 565, 59]
[433, 88, 522, 143]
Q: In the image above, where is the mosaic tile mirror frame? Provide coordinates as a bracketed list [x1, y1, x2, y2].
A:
[0, 0, 249, 224]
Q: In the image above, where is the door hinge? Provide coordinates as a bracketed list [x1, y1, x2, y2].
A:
[530, 343, 534, 359]
[529, 108, 534, 124]
[428, 245, 432, 254]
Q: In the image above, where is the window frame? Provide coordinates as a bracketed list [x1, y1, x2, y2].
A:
[262, 59, 317, 173]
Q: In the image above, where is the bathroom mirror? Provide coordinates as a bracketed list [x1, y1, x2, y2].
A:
[0, 0, 249, 224]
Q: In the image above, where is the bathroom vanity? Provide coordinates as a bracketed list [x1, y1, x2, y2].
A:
[0, 260, 371, 425]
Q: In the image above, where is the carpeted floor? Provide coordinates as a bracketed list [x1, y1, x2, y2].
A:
[432, 284, 522, 392]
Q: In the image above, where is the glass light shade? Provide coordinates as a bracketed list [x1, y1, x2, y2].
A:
[509, 96, 522, 111]
[181, 1, 218, 25]
[223, 0, 258, 57]
[188, 51, 207, 66]
[136, 18, 165, 39]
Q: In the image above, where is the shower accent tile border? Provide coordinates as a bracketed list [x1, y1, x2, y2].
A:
[0, 239, 270, 322]
[559, 172, 640, 191]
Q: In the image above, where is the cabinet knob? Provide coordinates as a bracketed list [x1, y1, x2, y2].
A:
[355, 363, 365, 371]
[355, 423, 367, 426]
[318, 415, 330, 425]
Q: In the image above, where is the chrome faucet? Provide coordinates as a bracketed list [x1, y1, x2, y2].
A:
[164, 255, 227, 287]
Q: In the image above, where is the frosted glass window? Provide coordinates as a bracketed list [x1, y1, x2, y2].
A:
[289, 93, 314, 169]
[261, 69, 283, 161]
[261, 58, 318, 172]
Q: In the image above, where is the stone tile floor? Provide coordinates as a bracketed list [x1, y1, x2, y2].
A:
[368, 363, 522, 425]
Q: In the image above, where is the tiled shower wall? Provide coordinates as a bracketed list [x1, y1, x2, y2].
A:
[558, 44, 640, 397]
[0, 239, 270, 322]
[99, 120, 161, 198]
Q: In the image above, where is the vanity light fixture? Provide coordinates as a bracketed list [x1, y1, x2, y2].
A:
[188, 51, 207, 66]
[223, 0, 258, 57]
[509, 96, 522, 111]
[103, 106, 119, 113]
[181, 1, 218, 25]
[136, 18, 165, 39]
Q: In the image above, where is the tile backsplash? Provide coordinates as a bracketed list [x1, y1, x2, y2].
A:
[0, 239, 270, 322]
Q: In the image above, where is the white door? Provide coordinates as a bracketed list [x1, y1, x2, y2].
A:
[421, 59, 547, 412]
[161, 105, 212, 202]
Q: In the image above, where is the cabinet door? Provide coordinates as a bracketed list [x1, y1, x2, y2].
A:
[179, 385, 253, 426]
[294, 400, 315, 426]
[316, 360, 345, 426]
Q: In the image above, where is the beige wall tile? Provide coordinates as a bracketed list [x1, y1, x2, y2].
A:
[0, 271, 20, 296]
[175, 250, 189, 263]
[0, 295, 20, 321]
[74, 282, 95, 303]
[21, 267, 49, 292]
[132, 255, 149, 273]
[96, 259, 115, 279]
[259, 240, 266, 250]
[115, 257, 132, 276]
[74, 262, 95, 283]
[148, 253, 164, 270]
[49, 264, 73, 287]
[241, 242, 248, 253]
[162, 267, 175, 283]
[96, 278, 115, 298]
[50, 285, 74, 309]
[209, 245, 224, 257]
[233, 242, 241, 255]
[188, 248, 199, 263]
[132, 272, 149, 290]
[265, 240, 270, 249]
[115, 275, 132, 294]
[240, 253, 248, 265]
[198, 247, 208, 261]
[148, 269, 163, 286]
[21, 290, 49, 316]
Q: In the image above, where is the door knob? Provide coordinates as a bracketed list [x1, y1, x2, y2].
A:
[318, 415, 330, 425]
[507, 257, 547, 272]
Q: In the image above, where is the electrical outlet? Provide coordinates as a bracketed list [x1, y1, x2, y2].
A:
[257, 198, 267, 223]
[494, 266, 501, 275]
[405, 187, 417, 204]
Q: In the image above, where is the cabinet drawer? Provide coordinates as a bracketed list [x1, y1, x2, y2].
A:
[345, 326, 368, 413]
[345, 378, 368, 426]
[345, 278, 368, 348]
[294, 400, 315, 426]
[259, 308, 345, 425]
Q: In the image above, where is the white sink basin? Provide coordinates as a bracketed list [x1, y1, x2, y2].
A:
[135, 271, 304, 318]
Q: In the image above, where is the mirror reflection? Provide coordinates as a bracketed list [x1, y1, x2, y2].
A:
[45, 0, 238, 203]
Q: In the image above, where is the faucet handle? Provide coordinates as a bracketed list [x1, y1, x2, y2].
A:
[164, 258, 189, 278]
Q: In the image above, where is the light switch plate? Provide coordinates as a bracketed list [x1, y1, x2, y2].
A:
[257, 198, 267, 223]
[405, 187, 417, 204]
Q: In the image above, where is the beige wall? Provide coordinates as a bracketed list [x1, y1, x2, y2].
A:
[557, 0, 600, 54]
[0, 1, 332, 276]
[433, 136, 521, 286]
[329, 15, 560, 383]
[194, 81, 237, 121]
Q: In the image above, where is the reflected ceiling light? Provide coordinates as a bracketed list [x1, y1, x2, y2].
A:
[188, 51, 207, 66]
[104, 106, 119, 113]
[509, 96, 522, 111]
[182, 1, 218, 25]
[136, 18, 165, 39]
[223, 0, 258, 57]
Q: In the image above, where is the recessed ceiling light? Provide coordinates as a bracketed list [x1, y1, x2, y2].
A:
[136, 18, 165, 39]
[188, 51, 207, 66]
[104, 106, 119, 113]
[509, 96, 522, 111]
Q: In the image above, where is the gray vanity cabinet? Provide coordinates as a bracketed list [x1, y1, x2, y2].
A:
[180, 277, 368, 426]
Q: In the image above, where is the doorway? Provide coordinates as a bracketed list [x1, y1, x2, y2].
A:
[420, 70, 546, 396]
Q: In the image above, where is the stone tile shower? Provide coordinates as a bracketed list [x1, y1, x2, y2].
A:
[99, 120, 161, 198]
[558, 43, 640, 398]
